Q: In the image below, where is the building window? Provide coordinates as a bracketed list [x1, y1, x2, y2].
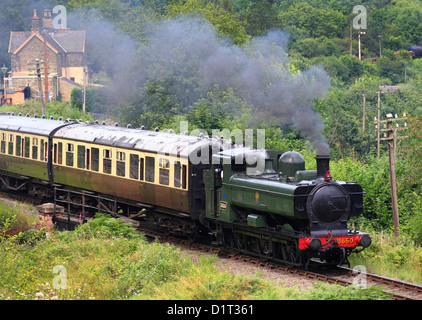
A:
[145, 156, 155, 182]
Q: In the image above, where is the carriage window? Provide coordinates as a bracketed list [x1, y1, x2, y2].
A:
[116, 151, 125, 161]
[77, 145, 85, 169]
[103, 149, 112, 174]
[159, 158, 170, 185]
[44, 141, 48, 161]
[53, 143, 57, 163]
[91, 147, 99, 172]
[182, 164, 187, 189]
[86, 149, 90, 170]
[0, 133, 5, 154]
[159, 158, 169, 168]
[58, 142, 63, 164]
[174, 161, 181, 188]
[1, 133, 5, 154]
[116, 151, 126, 177]
[7, 134, 13, 155]
[66, 143, 74, 167]
[24, 137, 30, 158]
[41, 139, 45, 161]
[15, 135, 21, 156]
[8, 140, 13, 155]
[130, 154, 139, 179]
[140, 158, 144, 180]
[159, 168, 169, 185]
[145, 156, 155, 182]
[32, 138, 38, 160]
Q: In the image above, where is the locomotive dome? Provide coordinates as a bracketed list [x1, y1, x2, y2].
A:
[278, 151, 305, 178]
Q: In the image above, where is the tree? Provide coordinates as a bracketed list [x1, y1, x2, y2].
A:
[242, 0, 281, 36]
[166, 0, 249, 45]
[291, 37, 336, 59]
[279, 2, 346, 39]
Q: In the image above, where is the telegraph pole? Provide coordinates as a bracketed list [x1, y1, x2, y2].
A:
[358, 29, 365, 60]
[376, 91, 381, 159]
[362, 92, 366, 132]
[375, 113, 408, 238]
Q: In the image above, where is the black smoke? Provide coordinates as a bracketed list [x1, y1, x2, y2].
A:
[68, 10, 331, 153]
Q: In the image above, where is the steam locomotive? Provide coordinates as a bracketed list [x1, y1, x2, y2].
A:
[0, 113, 371, 266]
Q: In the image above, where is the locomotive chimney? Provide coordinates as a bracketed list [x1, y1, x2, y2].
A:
[315, 155, 331, 179]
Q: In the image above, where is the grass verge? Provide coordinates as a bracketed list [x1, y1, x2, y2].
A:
[0, 203, 393, 300]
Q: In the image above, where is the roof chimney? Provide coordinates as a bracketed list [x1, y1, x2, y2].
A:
[42, 9, 53, 30]
[31, 9, 40, 32]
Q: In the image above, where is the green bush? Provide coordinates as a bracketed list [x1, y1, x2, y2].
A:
[58, 213, 142, 241]
[70, 87, 111, 114]
[17, 228, 46, 245]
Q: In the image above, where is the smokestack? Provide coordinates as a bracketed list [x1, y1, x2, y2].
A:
[43, 9, 53, 30]
[31, 9, 40, 32]
[315, 155, 331, 179]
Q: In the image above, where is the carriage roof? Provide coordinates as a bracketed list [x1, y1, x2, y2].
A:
[0, 115, 245, 158]
[0, 114, 68, 136]
[54, 122, 215, 158]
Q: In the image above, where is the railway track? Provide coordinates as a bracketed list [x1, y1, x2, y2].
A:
[1, 191, 421, 300]
[137, 226, 422, 300]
